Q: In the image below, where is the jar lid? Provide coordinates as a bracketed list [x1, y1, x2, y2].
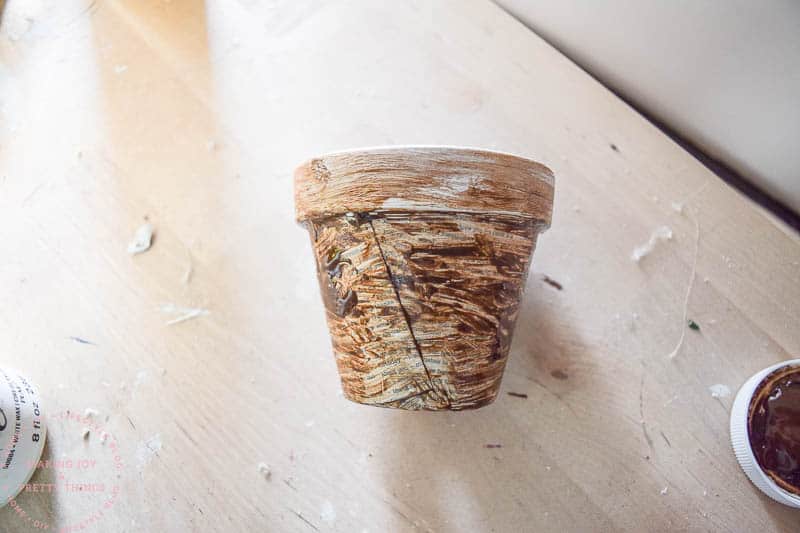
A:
[730, 359, 800, 508]
[0, 369, 47, 507]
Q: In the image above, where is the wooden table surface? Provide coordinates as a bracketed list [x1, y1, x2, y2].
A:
[1, 1, 799, 531]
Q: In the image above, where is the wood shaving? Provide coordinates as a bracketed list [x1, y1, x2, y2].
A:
[631, 226, 672, 262]
[709, 384, 731, 398]
[181, 262, 193, 285]
[127, 223, 154, 255]
[162, 304, 210, 325]
[136, 434, 162, 470]
[134, 370, 148, 388]
[258, 463, 272, 480]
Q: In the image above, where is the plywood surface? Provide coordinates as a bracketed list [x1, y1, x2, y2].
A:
[0, 1, 798, 531]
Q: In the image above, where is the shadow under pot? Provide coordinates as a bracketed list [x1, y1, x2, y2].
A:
[294, 146, 554, 410]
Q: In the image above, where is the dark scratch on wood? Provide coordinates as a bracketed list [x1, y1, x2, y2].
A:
[22, 182, 46, 205]
[291, 510, 319, 531]
[484, 443, 502, 449]
[64, 0, 99, 29]
[382, 499, 418, 528]
[610, 143, 619, 152]
[127, 416, 136, 430]
[68, 336, 96, 345]
[542, 275, 563, 290]
[531, 377, 578, 417]
[81, 0, 98, 17]
[507, 391, 528, 399]
[639, 375, 654, 452]
[659, 431, 672, 447]
[174, 420, 198, 446]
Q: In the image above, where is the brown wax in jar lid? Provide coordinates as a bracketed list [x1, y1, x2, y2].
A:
[748, 365, 800, 496]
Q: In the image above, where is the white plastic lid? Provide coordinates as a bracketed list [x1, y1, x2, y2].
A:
[730, 358, 800, 508]
[0, 368, 47, 507]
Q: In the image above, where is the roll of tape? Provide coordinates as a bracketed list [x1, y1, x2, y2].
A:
[0, 368, 47, 507]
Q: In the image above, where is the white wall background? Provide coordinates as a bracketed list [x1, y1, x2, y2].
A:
[497, 0, 800, 213]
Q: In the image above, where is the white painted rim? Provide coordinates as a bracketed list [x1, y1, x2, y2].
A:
[730, 359, 800, 508]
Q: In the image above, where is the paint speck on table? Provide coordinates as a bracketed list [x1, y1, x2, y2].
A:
[127, 223, 154, 255]
[134, 370, 148, 389]
[162, 303, 210, 325]
[257, 463, 271, 480]
[320, 501, 336, 523]
[136, 434, 162, 471]
[709, 384, 731, 399]
[631, 226, 672, 262]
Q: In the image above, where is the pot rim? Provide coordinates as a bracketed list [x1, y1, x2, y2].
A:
[294, 145, 555, 226]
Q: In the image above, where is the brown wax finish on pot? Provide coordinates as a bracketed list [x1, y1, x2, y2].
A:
[748, 365, 800, 495]
[295, 147, 554, 411]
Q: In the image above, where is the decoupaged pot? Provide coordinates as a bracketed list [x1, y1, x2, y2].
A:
[295, 147, 554, 410]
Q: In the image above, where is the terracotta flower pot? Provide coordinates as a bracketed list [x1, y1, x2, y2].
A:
[295, 147, 554, 410]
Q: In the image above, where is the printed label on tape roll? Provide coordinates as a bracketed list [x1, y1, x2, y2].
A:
[0, 368, 47, 506]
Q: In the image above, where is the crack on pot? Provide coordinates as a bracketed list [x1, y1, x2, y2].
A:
[368, 220, 448, 407]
